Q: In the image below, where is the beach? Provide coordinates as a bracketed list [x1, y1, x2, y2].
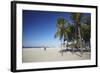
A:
[22, 48, 91, 63]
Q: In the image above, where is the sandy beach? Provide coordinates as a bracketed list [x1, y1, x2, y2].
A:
[22, 48, 91, 63]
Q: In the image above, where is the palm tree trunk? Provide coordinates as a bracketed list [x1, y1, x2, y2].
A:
[78, 27, 82, 48]
[66, 40, 68, 49]
[75, 24, 78, 50]
[78, 27, 83, 56]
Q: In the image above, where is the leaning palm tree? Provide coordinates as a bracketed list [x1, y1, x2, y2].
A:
[55, 17, 74, 50]
[55, 17, 67, 49]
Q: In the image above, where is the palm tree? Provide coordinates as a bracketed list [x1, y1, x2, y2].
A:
[55, 13, 91, 56]
[64, 24, 75, 50]
[55, 17, 67, 49]
[81, 15, 91, 48]
[81, 24, 90, 50]
[70, 13, 83, 54]
[55, 17, 76, 49]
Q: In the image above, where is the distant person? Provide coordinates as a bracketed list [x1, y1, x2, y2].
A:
[44, 47, 46, 51]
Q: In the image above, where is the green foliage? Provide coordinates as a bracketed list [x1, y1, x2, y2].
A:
[55, 17, 70, 41]
[65, 24, 75, 41]
[70, 13, 83, 24]
[81, 16, 91, 25]
[56, 17, 66, 28]
[81, 24, 91, 42]
[55, 13, 91, 49]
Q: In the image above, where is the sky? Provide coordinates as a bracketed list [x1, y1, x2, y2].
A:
[22, 10, 90, 48]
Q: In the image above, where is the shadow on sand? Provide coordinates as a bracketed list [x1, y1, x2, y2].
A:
[59, 48, 91, 57]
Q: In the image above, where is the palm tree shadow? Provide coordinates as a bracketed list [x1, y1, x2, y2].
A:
[59, 48, 90, 57]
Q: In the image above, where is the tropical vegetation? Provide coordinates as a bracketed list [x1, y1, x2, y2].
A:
[54, 13, 91, 56]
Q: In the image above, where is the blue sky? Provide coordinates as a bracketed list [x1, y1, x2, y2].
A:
[22, 10, 90, 48]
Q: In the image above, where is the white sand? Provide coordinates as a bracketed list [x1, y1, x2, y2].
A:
[22, 48, 91, 63]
